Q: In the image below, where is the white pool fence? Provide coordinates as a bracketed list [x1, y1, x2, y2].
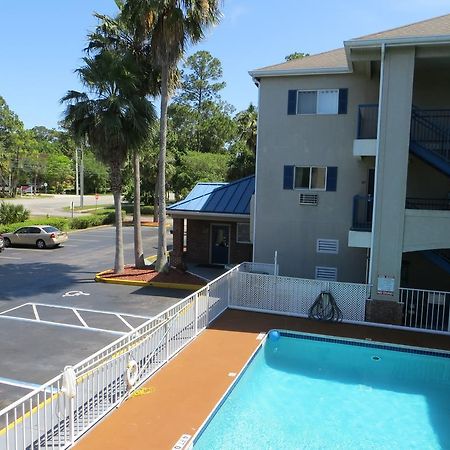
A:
[0, 263, 448, 449]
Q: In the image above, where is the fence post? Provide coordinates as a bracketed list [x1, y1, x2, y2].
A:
[206, 286, 210, 326]
[69, 397, 75, 445]
[194, 294, 198, 336]
[164, 313, 169, 362]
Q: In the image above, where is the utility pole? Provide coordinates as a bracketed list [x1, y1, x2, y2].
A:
[75, 147, 79, 196]
[80, 146, 84, 208]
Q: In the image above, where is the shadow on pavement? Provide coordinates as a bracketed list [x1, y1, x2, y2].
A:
[0, 262, 82, 301]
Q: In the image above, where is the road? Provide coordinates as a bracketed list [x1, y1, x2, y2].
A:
[0, 225, 188, 409]
[1, 194, 114, 217]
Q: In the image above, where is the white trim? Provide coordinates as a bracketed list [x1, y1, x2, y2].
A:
[168, 211, 249, 221]
[248, 67, 350, 78]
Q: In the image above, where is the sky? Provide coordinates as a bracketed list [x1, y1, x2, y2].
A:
[1, 1, 449, 130]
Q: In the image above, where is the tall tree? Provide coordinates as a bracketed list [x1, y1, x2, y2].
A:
[227, 104, 258, 180]
[88, 8, 159, 268]
[62, 50, 155, 273]
[123, 0, 222, 272]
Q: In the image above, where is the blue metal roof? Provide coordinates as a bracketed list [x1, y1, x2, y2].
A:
[168, 176, 255, 215]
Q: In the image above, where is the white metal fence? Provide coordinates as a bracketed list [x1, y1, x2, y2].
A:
[231, 270, 369, 322]
[0, 266, 238, 450]
[400, 287, 450, 333]
[1, 263, 447, 449]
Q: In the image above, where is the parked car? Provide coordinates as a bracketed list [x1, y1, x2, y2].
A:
[0, 235, 4, 253]
[1, 226, 68, 249]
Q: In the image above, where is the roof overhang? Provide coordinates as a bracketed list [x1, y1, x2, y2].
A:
[248, 66, 350, 79]
[167, 210, 250, 221]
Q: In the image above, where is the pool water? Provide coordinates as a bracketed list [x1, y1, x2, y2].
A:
[194, 332, 450, 450]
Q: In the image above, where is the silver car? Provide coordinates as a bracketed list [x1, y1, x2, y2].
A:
[1, 225, 68, 249]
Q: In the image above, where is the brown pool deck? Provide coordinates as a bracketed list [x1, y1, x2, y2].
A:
[75, 309, 450, 450]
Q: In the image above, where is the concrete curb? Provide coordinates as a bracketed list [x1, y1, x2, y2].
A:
[95, 268, 205, 291]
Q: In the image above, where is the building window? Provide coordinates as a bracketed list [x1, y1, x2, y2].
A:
[236, 223, 251, 244]
[294, 166, 327, 190]
[297, 89, 339, 115]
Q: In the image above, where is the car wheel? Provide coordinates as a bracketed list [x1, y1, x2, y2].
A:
[3, 237, 11, 247]
[36, 239, 46, 249]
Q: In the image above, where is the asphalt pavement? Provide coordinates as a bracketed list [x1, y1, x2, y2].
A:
[0, 225, 188, 410]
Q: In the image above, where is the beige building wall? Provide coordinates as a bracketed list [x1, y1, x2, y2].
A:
[254, 71, 379, 282]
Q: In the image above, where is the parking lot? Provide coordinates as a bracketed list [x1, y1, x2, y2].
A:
[0, 225, 191, 409]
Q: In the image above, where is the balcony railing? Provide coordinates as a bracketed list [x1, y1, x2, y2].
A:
[352, 195, 450, 232]
[406, 197, 450, 210]
[357, 105, 450, 162]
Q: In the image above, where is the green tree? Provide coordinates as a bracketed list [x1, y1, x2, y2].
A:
[171, 150, 228, 199]
[123, 0, 222, 272]
[227, 104, 257, 180]
[88, 6, 159, 268]
[44, 153, 73, 193]
[285, 52, 310, 61]
[62, 49, 155, 274]
[83, 149, 109, 194]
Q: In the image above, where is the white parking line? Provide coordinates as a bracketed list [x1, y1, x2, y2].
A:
[0, 376, 54, 392]
[0, 315, 126, 336]
[67, 238, 99, 242]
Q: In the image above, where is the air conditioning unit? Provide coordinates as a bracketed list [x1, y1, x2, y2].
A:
[299, 193, 318, 205]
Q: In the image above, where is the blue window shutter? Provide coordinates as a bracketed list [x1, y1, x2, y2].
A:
[283, 165, 294, 190]
[287, 90, 297, 115]
[326, 167, 338, 191]
[338, 89, 348, 114]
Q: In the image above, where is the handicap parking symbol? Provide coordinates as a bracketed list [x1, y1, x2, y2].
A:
[62, 290, 90, 298]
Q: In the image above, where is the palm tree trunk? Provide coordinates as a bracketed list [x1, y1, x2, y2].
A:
[155, 65, 169, 272]
[133, 148, 145, 268]
[153, 176, 159, 223]
[111, 162, 124, 274]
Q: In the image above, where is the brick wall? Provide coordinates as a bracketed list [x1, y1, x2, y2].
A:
[186, 219, 252, 265]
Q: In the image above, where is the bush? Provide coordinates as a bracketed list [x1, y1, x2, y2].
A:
[121, 204, 154, 216]
[0, 217, 69, 234]
[0, 202, 30, 225]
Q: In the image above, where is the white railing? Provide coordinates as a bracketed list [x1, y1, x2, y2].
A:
[239, 262, 279, 275]
[0, 265, 239, 450]
[400, 287, 450, 333]
[230, 271, 369, 322]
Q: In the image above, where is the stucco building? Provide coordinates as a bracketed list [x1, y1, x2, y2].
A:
[250, 14, 450, 322]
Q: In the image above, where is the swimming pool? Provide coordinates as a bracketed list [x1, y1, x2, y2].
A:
[194, 331, 450, 449]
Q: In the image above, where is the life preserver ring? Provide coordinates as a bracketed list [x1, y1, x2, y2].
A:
[126, 360, 139, 388]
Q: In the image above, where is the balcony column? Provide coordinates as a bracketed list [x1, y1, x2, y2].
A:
[368, 46, 415, 322]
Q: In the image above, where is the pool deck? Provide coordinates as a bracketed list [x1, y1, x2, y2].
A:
[75, 309, 450, 449]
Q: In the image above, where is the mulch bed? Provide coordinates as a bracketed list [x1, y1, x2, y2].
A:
[99, 265, 206, 285]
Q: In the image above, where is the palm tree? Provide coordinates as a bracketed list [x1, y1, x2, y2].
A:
[88, 11, 159, 269]
[236, 103, 258, 154]
[62, 50, 155, 273]
[123, 0, 222, 272]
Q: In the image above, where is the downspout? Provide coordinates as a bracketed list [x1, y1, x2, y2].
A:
[251, 77, 260, 263]
[368, 42, 386, 295]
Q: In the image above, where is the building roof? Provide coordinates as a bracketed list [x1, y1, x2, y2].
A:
[250, 14, 450, 77]
[353, 13, 450, 41]
[167, 176, 255, 216]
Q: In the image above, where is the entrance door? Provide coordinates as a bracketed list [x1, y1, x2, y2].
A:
[210, 224, 230, 265]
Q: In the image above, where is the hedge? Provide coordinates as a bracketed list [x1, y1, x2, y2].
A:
[122, 204, 154, 215]
[0, 210, 125, 233]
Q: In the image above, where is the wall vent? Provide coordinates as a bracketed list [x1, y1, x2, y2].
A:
[299, 193, 318, 205]
[316, 239, 339, 254]
[315, 266, 337, 281]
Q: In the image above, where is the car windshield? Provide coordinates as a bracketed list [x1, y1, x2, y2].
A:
[42, 226, 59, 233]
